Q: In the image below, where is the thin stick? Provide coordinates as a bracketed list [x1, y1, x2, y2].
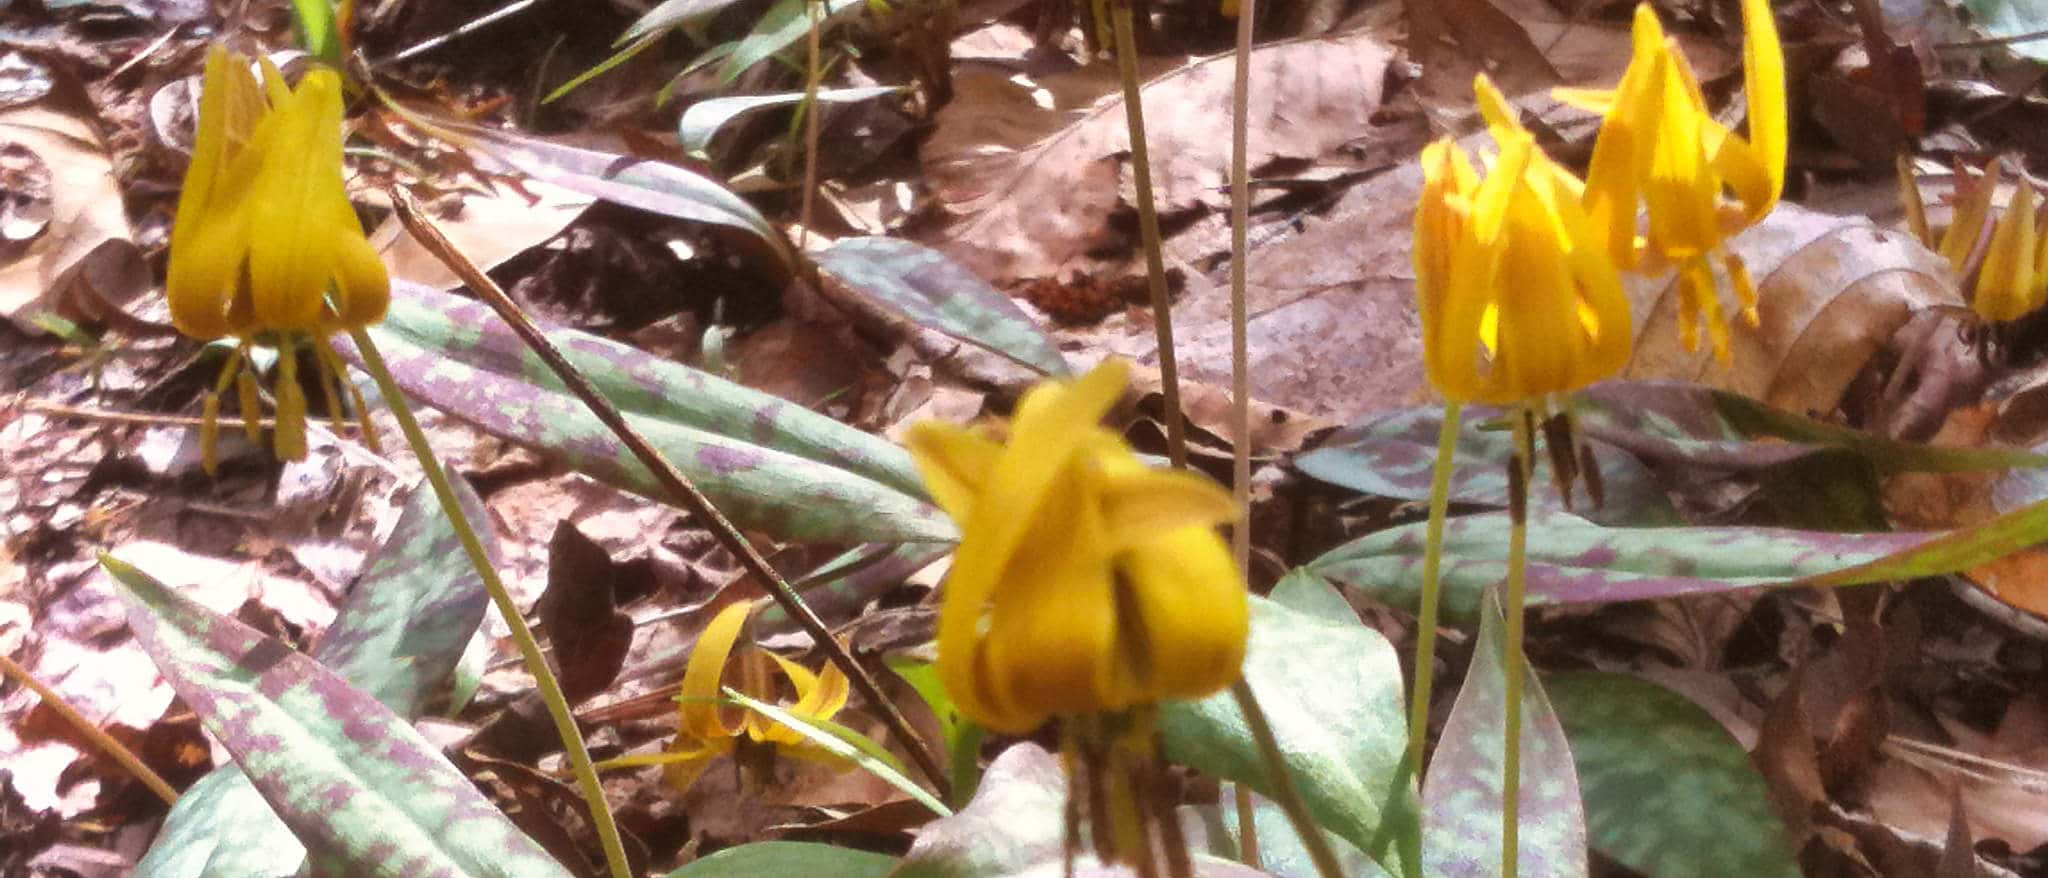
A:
[1230, 680, 1344, 878]
[347, 327, 631, 878]
[1111, 0, 1189, 470]
[1407, 402, 1461, 776]
[1501, 407, 1534, 878]
[1228, 0, 1261, 867]
[386, 187, 950, 801]
[0, 652, 179, 805]
[798, 0, 822, 248]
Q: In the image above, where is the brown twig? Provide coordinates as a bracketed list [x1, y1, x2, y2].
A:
[0, 652, 179, 805]
[385, 186, 951, 802]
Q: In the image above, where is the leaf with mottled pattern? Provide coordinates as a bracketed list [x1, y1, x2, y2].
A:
[136, 477, 497, 877]
[104, 554, 568, 878]
[1548, 673, 1799, 878]
[814, 237, 1070, 377]
[1421, 591, 1587, 877]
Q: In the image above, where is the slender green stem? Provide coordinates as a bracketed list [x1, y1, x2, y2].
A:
[0, 653, 179, 805]
[1502, 407, 1534, 878]
[348, 327, 632, 878]
[1111, 0, 1189, 470]
[384, 188, 951, 801]
[1407, 402, 1461, 777]
[797, 0, 822, 249]
[1231, 680, 1343, 878]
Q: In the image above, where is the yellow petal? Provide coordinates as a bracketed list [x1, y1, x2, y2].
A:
[1094, 454, 1236, 551]
[1975, 184, 2039, 322]
[1737, 0, 1786, 220]
[679, 600, 752, 740]
[903, 421, 1002, 523]
[1551, 86, 1616, 115]
[1110, 527, 1248, 700]
[166, 48, 263, 340]
[242, 69, 347, 332]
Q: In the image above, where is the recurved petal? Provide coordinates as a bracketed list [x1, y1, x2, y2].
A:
[903, 421, 1002, 523]
[1976, 184, 2039, 322]
[976, 537, 1122, 726]
[679, 600, 752, 740]
[1093, 455, 1237, 553]
[325, 228, 390, 331]
[1738, 0, 1786, 219]
[241, 70, 345, 332]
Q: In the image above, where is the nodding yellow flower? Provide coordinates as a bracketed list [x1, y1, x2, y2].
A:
[1416, 75, 1633, 405]
[903, 359, 1247, 735]
[1927, 159, 2048, 322]
[167, 47, 388, 470]
[598, 601, 852, 793]
[1557, 0, 1785, 362]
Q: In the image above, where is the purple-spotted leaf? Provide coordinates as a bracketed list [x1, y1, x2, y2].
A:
[102, 555, 569, 878]
[1294, 405, 1677, 527]
[136, 477, 497, 878]
[1547, 673, 1799, 878]
[1158, 573, 1417, 877]
[1322, 473, 2048, 623]
[895, 742, 1271, 878]
[342, 281, 953, 544]
[813, 237, 1070, 377]
[1421, 591, 1587, 878]
[1310, 509, 1929, 623]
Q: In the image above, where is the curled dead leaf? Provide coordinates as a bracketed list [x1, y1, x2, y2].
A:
[0, 99, 147, 332]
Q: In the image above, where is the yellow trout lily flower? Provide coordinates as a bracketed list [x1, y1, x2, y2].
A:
[166, 47, 388, 470]
[1558, 0, 1786, 362]
[1416, 75, 1632, 405]
[598, 601, 852, 793]
[1925, 159, 2048, 322]
[903, 359, 1248, 735]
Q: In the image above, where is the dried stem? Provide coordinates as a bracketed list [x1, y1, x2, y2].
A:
[0, 652, 178, 805]
[1230, 680, 1344, 878]
[386, 187, 951, 802]
[1229, 0, 1261, 867]
[1111, 0, 1188, 470]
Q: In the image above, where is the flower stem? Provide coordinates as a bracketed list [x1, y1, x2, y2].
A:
[347, 326, 632, 878]
[797, 0, 822, 249]
[1502, 406, 1534, 878]
[1111, 0, 1188, 470]
[1407, 402, 1461, 777]
[0, 652, 178, 805]
[1230, 679, 1343, 878]
[1228, 2, 1260, 869]
[384, 187, 951, 802]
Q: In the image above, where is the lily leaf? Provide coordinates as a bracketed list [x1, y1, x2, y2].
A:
[1420, 591, 1587, 878]
[103, 554, 567, 877]
[664, 841, 894, 878]
[814, 237, 1071, 377]
[680, 87, 904, 158]
[135, 477, 496, 877]
[1548, 673, 1799, 878]
[343, 281, 954, 545]
[1158, 573, 1415, 877]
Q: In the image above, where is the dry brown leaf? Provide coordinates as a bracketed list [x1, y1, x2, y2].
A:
[1622, 202, 1964, 417]
[0, 99, 147, 332]
[921, 31, 1394, 283]
[372, 177, 593, 288]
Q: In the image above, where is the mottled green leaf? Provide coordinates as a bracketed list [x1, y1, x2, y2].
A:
[1294, 405, 1677, 527]
[664, 842, 894, 878]
[345, 282, 953, 545]
[1573, 382, 2040, 474]
[137, 478, 496, 878]
[1548, 673, 1799, 878]
[621, 0, 748, 42]
[680, 87, 903, 158]
[1960, 0, 2048, 61]
[814, 237, 1071, 377]
[1310, 509, 1929, 623]
[723, 687, 948, 816]
[1202, 788, 1392, 878]
[1159, 574, 1415, 877]
[895, 743, 1268, 878]
[1421, 592, 1586, 877]
[103, 555, 567, 878]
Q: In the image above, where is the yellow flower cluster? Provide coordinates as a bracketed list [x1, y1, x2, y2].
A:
[601, 601, 851, 793]
[166, 47, 388, 470]
[1417, 0, 1786, 403]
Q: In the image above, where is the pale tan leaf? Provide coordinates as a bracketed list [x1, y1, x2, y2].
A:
[0, 100, 147, 332]
[921, 31, 1394, 283]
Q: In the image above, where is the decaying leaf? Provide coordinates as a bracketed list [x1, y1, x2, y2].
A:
[0, 97, 147, 332]
[922, 31, 1394, 282]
